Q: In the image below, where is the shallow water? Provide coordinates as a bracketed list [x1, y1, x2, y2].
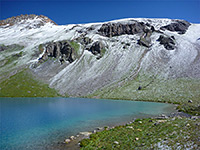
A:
[0, 97, 175, 150]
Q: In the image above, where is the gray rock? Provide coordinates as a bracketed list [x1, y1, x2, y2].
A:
[114, 141, 119, 144]
[126, 126, 134, 129]
[157, 35, 176, 50]
[93, 130, 97, 133]
[89, 41, 105, 58]
[137, 29, 152, 48]
[65, 139, 71, 143]
[191, 116, 199, 120]
[160, 20, 191, 34]
[79, 132, 92, 137]
[38, 40, 78, 64]
[98, 22, 146, 37]
[69, 136, 75, 140]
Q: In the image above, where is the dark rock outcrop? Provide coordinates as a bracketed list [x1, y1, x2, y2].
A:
[98, 22, 146, 37]
[88, 41, 106, 59]
[160, 20, 190, 34]
[89, 41, 104, 55]
[39, 41, 78, 64]
[75, 36, 92, 46]
[157, 35, 176, 50]
[137, 29, 152, 48]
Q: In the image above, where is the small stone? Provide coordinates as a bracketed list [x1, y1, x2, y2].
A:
[93, 130, 97, 133]
[79, 132, 92, 137]
[135, 138, 139, 141]
[191, 116, 198, 120]
[171, 117, 176, 121]
[96, 127, 103, 130]
[137, 86, 142, 90]
[171, 131, 177, 135]
[114, 141, 119, 144]
[196, 123, 200, 126]
[186, 123, 190, 127]
[65, 139, 71, 143]
[70, 136, 75, 140]
[157, 120, 167, 123]
[161, 114, 168, 119]
[126, 126, 134, 129]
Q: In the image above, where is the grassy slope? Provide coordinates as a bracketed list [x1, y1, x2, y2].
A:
[80, 74, 200, 149]
[80, 117, 200, 150]
[87, 74, 200, 115]
[0, 70, 60, 97]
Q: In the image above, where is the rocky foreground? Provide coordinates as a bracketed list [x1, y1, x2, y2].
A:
[53, 113, 199, 150]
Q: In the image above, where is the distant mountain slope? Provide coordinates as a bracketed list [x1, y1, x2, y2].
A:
[0, 15, 200, 113]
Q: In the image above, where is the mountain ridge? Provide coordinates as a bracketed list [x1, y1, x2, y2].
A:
[0, 15, 200, 114]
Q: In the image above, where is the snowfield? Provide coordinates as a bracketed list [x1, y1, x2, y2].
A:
[0, 16, 200, 96]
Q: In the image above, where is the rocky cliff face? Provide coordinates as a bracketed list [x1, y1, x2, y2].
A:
[38, 41, 78, 64]
[0, 16, 199, 98]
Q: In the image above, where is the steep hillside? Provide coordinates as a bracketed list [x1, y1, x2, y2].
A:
[0, 15, 199, 113]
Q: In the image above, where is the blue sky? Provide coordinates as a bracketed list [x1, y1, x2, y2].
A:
[0, 0, 199, 24]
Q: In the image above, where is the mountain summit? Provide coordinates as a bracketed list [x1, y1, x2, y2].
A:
[0, 15, 200, 105]
[0, 14, 56, 29]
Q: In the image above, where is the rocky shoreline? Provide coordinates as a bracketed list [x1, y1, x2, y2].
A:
[55, 111, 197, 150]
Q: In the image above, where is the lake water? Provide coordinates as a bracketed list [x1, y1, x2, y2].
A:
[0, 97, 175, 150]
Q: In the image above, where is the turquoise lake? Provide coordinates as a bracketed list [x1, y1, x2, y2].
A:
[0, 97, 175, 150]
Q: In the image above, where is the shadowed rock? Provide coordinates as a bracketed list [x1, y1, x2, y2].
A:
[39, 41, 78, 64]
[137, 29, 153, 48]
[160, 20, 190, 34]
[157, 35, 176, 50]
[89, 41, 104, 55]
[98, 22, 146, 37]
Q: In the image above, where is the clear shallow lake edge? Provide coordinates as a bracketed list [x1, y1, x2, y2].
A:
[0, 97, 176, 150]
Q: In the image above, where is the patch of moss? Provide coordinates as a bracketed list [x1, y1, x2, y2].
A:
[100, 48, 106, 57]
[38, 44, 44, 53]
[69, 41, 80, 54]
[0, 70, 60, 97]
